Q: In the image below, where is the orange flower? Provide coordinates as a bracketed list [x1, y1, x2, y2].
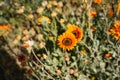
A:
[21, 43, 30, 49]
[91, 27, 96, 32]
[66, 24, 83, 42]
[89, 11, 97, 18]
[109, 21, 120, 40]
[105, 53, 111, 58]
[42, 54, 48, 59]
[0, 25, 10, 36]
[118, 2, 120, 11]
[93, 0, 102, 4]
[57, 32, 77, 51]
[108, 9, 114, 16]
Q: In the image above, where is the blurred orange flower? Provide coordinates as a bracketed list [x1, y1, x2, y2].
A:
[109, 21, 120, 40]
[105, 53, 111, 58]
[108, 9, 114, 16]
[66, 24, 83, 42]
[89, 11, 97, 18]
[91, 27, 96, 32]
[93, 0, 102, 4]
[22, 40, 34, 49]
[0, 25, 10, 36]
[21, 43, 30, 49]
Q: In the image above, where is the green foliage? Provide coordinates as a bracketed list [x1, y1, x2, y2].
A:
[0, 0, 120, 80]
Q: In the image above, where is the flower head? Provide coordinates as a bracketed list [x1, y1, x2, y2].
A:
[89, 11, 97, 18]
[39, 42, 45, 48]
[36, 7, 44, 14]
[22, 40, 34, 50]
[18, 54, 26, 62]
[93, 0, 102, 4]
[21, 43, 30, 49]
[25, 40, 34, 47]
[91, 27, 96, 32]
[0, 25, 10, 36]
[105, 53, 112, 58]
[51, 11, 57, 17]
[66, 24, 83, 42]
[109, 21, 120, 40]
[57, 1, 63, 8]
[37, 16, 51, 25]
[60, 18, 65, 23]
[27, 14, 34, 19]
[21, 40, 34, 53]
[16, 6, 24, 14]
[69, 68, 75, 75]
[56, 70, 62, 76]
[57, 32, 77, 51]
[108, 9, 114, 16]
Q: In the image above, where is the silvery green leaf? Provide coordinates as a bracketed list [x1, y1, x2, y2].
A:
[100, 62, 105, 71]
[53, 57, 59, 65]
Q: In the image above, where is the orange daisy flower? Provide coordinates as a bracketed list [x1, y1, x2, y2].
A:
[57, 32, 77, 51]
[108, 9, 114, 16]
[93, 0, 102, 4]
[89, 11, 97, 18]
[21, 43, 30, 49]
[66, 24, 83, 42]
[105, 53, 112, 58]
[91, 27, 96, 32]
[109, 21, 120, 40]
[0, 25, 10, 36]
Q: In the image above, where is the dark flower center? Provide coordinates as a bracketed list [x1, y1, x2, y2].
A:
[72, 30, 79, 39]
[18, 54, 26, 62]
[62, 38, 72, 46]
